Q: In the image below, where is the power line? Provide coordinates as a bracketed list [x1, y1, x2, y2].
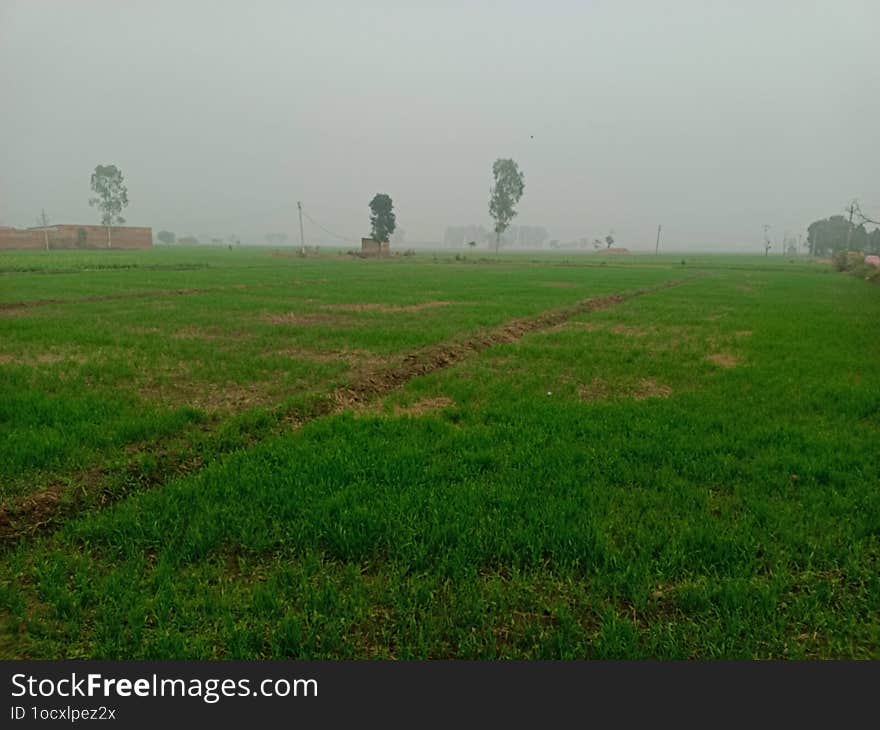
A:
[300, 207, 355, 242]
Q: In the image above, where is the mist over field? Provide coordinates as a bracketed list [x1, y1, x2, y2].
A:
[1, 0, 878, 249]
[2, 2, 880, 666]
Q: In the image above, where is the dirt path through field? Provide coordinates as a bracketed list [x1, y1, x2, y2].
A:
[0, 277, 690, 544]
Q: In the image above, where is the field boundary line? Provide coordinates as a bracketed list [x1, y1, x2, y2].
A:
[0, 280, 308, 312]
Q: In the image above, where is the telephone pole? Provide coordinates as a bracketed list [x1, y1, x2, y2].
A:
[39, 209, 50, 250]
[297, 201, 305, 255]
[845, 200, 856, 251]
[655, 224, 662, 255]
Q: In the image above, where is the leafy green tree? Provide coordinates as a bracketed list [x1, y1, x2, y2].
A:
[157, 230, 176, 245]
[489, 158, 525, 253]
[807, 215, 853, 256]
[89, 164, 129, 248]
[369, 193, 396, 243]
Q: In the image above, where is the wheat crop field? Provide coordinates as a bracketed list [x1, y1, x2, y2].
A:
[0, 247, 877, 659]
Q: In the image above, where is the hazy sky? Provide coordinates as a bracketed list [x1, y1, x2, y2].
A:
[1, 0, 878, 250]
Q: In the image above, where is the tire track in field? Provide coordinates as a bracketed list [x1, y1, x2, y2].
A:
[323, 278, 687, 411]
[0, 277, 691, 545]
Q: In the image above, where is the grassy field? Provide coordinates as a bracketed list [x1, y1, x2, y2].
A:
[1, 247, 877, 658]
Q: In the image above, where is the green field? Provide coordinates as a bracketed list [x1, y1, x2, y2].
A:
[1, 247, 877, 658]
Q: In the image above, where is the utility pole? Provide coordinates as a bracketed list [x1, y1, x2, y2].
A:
[763, 224, 771, 256]
[297, 201, 305, 255]
[845, 200, 856, 251]
[655, 224, 662, 255]
[39, 209, 50, 250]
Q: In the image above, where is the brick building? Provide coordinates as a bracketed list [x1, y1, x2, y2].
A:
[360, 237, 390, 256]
[0, 224, 152, 251]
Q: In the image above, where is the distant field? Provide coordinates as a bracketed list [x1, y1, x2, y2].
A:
[1, 247, 877, 658]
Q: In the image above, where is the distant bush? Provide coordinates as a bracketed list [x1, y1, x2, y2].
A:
[831, 250, 863, 271]
[832, 250, 880, 284]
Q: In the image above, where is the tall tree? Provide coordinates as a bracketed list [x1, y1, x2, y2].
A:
[89, 164, 129, 248]
[369, 193, 396, 244]
[157, 230, 176, 245]
[488, 158, 525, 253]
[807, 215, 857, 256]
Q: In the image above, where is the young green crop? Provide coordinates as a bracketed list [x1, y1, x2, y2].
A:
[1, 248, 877, 659]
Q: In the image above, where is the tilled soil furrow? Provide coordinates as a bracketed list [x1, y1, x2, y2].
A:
[0, 278, 687, 544]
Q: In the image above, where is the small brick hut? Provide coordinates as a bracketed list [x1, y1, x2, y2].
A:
[360, 237, 390, 256]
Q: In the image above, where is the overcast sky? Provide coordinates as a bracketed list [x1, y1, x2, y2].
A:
[1, 0, 878, 250]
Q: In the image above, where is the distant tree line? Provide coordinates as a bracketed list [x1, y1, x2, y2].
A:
[155, 231, 242, 246]
[443, 224, 548, 249]
[807, 215, 880, 256]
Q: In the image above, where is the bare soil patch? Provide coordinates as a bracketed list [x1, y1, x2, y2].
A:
[393, 396, 455, 416]
[172, 326, 222, 341]
[0, 465, 106, 541]
[349, 395, 456, 416]
[707, 352, 740, 368]
[324, 300, 452, 314]
[633, 378, 672, 400]
[578, 377, 671, 401]
[263, 312, 354, 327]
[578, 378, 610, 401]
